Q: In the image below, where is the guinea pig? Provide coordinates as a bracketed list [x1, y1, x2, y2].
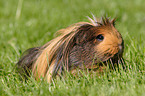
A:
[17, 14, 124, 82]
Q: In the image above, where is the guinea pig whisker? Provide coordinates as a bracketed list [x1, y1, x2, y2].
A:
[97, 48, 111, 55]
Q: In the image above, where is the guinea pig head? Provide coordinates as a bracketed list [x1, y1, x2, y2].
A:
[93, 20, 124, 64]
[69, 18, 124, 69]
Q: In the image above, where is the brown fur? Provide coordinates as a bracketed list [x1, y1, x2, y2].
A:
[17, 16, 124, 82]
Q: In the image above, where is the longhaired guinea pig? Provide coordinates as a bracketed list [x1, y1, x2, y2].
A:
[17, 14, 124, 82]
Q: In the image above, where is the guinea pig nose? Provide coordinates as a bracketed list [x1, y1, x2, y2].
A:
[118, 44, 123, 54]
[119, 45, 122, 50]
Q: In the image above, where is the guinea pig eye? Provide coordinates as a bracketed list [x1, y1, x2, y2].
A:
[96, 34, 104, 41]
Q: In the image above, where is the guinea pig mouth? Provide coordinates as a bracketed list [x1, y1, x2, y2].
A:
[87, 54, 122, 70]
[97, 51, 123, 67]
[107, 45, 124, 63]
[103, 52, 123, 66]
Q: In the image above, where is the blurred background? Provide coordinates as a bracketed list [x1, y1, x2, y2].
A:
[0, 0, 145, 95]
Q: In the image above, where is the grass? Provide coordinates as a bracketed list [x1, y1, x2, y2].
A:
[0, 0, 145, 96]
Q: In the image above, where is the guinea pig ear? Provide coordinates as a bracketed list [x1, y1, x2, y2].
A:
[75, 24, 94, 44]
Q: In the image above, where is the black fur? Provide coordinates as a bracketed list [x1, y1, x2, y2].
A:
[17, 47, 41, 76]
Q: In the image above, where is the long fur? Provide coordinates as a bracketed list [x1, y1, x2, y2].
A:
[17, 15, 123, 82]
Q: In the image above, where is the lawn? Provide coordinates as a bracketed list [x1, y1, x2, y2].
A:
[0, 0, 145, 96]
